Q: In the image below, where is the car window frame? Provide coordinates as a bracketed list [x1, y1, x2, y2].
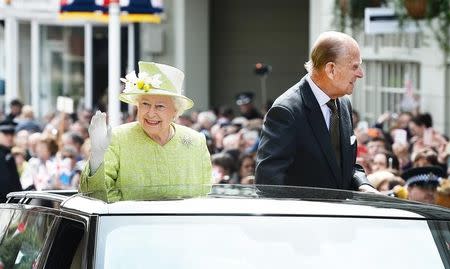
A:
[39, 212, 90, 269]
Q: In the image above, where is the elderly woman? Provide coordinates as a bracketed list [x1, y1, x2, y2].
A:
[79, 62, 212, 202]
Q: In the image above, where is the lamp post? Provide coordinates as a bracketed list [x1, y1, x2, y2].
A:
[108, 0, 121, 127]
[254, 63, 272, 108]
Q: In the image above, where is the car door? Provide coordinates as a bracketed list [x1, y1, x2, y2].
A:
[0, 207, 57, 269]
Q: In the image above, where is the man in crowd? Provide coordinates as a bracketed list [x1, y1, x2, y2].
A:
[0, 120, 22, 202]
[235, 92, 263, 120]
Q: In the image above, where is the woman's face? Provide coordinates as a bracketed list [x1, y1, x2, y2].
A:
[240, 157, 255, 178]
[371, 153, 387, 173]
[137, 95, 177, 139]
[36, 142, 51, 160]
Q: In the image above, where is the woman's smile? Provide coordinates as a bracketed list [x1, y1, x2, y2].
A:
[144, 118, 161, 126]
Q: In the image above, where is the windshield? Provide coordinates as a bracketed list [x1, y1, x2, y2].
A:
[95, 216, 449, 269]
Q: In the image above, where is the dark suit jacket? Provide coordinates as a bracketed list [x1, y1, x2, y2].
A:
[0, 145, 22, 202]
[256, 76, 369, 190]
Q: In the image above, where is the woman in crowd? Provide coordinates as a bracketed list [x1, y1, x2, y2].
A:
[237, 153, 255, 184]
[20, 135, 58, 191]
[211, 152, 238, 184]
[80, 61, 212, 202]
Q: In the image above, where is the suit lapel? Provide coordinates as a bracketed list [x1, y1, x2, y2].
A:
[300, 79, 341, 187]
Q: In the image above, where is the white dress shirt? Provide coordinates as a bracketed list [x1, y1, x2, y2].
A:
[305, 75, 332, 130]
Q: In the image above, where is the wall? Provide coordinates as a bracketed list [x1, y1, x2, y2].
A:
[210, 0, 310, 112]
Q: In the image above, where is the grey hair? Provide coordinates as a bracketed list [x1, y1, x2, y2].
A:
[304, 31, 353, 73]
[171, 96, 185, 118]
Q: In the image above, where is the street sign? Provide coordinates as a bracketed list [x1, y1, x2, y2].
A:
[364, 7, 419, 34]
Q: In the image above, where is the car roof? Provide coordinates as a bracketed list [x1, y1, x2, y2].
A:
[53, 185, 450, 220]
[6, 185, 450, 220]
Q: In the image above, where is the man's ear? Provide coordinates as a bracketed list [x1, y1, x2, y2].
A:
[324, 62, 335, 79]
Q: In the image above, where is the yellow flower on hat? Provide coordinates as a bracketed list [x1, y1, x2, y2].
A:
[120, 71, 163, 93]
[119, 61, 194, 113]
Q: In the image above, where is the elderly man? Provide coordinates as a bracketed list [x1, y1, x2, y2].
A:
[256, 31, 374, 192]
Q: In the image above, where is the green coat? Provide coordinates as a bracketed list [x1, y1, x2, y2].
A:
[80, 122, 212, 203]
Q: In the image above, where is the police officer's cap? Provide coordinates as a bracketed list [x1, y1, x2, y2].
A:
[235, 92, 254, 106]
[401, 166, 445, 187]
[0, 120, 17, 134]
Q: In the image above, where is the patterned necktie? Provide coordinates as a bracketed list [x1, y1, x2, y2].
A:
[326, 99, 341, 170]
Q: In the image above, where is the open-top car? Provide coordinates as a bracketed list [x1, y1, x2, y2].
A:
[0, 185, 450, 269]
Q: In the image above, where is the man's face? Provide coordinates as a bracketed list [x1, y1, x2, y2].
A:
[10, 105, 22, 116]
[331, 43, 364, 97]
[408, 184, 437, 204]
[239, 103, 253, 114]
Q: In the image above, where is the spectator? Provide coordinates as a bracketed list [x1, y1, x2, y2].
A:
[5, 99, 23, 122]
[60, 132, 84, 161]
[435, 178, 450, 208]
[369, 151, 399, 174]
[411, 147, 439, 168]
[11, 146, 28, 177]
[409, 113, 447, 152]
[392, 142, 412, 172]
[0, 120, 22, 202]
[235, 92, 263, 120]
[27, 132, 42, 158]
[395, 111, 413, 140]
[76, 108, 94, 126]
[401, 166, 445, 204]
[14, 105, 42, 133]
[366, 137, 388, 158]
[53, 145, 81, 190]
[69, 121, 89, 140]
[211, 152, 238, 184]
[20, 134, 58, 191]
[216, 105, 234, 125]
[14, 129, 31, 161]
[237, 153, 255, 184]
[175, 114, 194, 127]
[367, 170, 403, 192]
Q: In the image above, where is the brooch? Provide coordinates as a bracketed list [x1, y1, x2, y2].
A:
[181, 135, 193, 147]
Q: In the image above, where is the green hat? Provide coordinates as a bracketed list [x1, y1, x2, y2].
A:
[119, 61, 194, 112]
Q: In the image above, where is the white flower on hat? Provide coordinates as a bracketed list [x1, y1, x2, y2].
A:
[120, 71, 163, 93]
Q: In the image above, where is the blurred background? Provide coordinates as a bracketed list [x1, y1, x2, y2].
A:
[0, 0, 448, 133]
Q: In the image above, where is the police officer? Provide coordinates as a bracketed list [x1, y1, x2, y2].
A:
[235, 92, 263, 120]
[0, 120, 22, 202]
[401, 166, 445, 204]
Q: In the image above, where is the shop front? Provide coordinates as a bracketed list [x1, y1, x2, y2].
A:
[0, 0, 162, 119]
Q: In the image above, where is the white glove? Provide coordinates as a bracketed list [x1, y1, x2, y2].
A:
[88, 111, 112, 174]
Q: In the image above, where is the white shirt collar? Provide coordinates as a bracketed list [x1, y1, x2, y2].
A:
[305, 74, 331, 106]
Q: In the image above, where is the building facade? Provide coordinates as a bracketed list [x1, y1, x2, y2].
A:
[1, 0, 449, 133]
